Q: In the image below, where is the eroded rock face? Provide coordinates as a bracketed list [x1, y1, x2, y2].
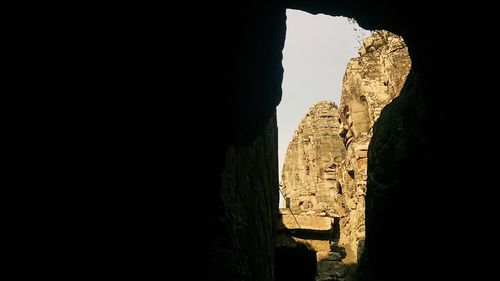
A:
[280, 101, 346, 280]
[336, 30, 411, 264]
[280, 30, 411, 280]
[340, 30, 411, 131]
[281, 101, 346, 217]
[279, 213, 334, 231]
[220, 113, 280, 281]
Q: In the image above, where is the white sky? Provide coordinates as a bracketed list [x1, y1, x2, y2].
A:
[278, 9, 370, 205]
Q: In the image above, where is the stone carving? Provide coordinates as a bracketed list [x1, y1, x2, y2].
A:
[281, 101, 346, 217]
[336, 30, 411, 266]
[280, 30, 411, 281]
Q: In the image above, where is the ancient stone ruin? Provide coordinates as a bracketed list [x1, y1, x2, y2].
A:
[279, 30, 411, 281]
[281, 101, 346, 218]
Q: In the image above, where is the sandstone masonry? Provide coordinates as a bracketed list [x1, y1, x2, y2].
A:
[280, 30, 411, 281]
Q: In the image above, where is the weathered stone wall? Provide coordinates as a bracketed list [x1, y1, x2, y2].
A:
[280, 31, 411, 280]
[280, 102, 347, 280]
[86, 1, 490, 281]
[220, 113, 280, 281]
[277, 208, 333, 259]
[281, 101, 346, 217]
[336, 30, 411, 264]
[340, 30, 412, 129]
[276, 208, 342, 281]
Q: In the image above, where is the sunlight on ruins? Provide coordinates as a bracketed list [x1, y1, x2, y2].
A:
[276, 10, 411, 281]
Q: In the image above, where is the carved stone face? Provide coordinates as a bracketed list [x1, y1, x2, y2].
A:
[339, 106, 353, 147]
[316, 154, 334, 180]
[325, 161, 337, 181]
[350, 97, 370, 136]
[298, 195, 317, 211]
[340, 97, 371, 148]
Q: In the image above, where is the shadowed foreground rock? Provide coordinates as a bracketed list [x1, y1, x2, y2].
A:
[76, 1, 493, 281]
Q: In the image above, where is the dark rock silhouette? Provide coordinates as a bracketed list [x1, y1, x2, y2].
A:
[60, 1, 493, 281]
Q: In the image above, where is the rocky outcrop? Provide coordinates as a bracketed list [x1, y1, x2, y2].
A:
[280, 30, 411, 281]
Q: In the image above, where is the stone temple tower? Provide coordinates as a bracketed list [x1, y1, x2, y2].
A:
[279, 30, 411, 281]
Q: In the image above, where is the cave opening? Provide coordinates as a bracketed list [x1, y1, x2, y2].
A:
[276, 7, 411, 281]
[67, 2, 485, 281]
[278, 9, 370, 208]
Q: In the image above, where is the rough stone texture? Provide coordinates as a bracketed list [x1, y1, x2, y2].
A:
[220, 113, 280, 281]
[277, 209, 332, 255]
[280, 31, 410, 281]
[279, 101, 347, 280]
[340, 30, 412, 130]
[336, 30, 411, 265]
[281, 101, 346, 217]
[279, 213, 333, 231]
